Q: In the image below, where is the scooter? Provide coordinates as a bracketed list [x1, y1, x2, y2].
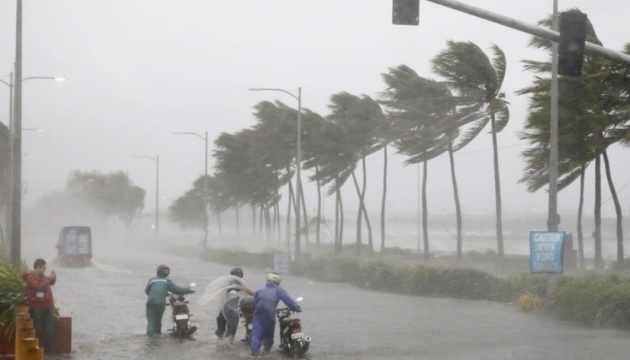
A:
[238, 295, 255, 344]
[167, 283, 197, 338]
[277, 297, 310, 358]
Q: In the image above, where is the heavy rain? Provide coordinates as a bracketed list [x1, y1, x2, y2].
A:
[1, 1, 630, 359]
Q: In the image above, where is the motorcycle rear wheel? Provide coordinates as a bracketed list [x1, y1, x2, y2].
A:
[290, 339, 306, 358]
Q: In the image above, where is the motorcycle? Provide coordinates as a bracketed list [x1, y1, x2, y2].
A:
[238, 295, 255, 344]
[167, 283, 197, 338]
[277, 297, 311, 358]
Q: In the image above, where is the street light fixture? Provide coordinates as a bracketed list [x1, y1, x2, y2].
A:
[248, 87, 303, 258]
[172, 131, 209, 247]
[0, 72, 64, 265]
[132, 155, 160, 238]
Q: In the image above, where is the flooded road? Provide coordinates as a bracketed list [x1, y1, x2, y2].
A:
[48, 239, 630, 359]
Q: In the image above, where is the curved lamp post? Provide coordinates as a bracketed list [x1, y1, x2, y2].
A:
[248, 87, 302, 258]
[172, 131, 208, 247]
[132, 155, 159, 238]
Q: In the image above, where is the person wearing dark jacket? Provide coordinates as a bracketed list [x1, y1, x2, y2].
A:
[250, 272, 301, 357]
[145, 264, 193, 336]
[25, 258, 57, 354]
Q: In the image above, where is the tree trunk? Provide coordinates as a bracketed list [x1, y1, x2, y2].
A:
[316, 166, 321, 244]
[422, 160, 429, 259]
[258, 204, 264, 243]
[335, 187, 340, 252]
[594, 155, 603, 269]
[380, 145, 388, 252]
[361, 156, 373, 253]
[334, 176, 341, 253]
[216, 212, 222, 235]
[352, 170, 363, 256]
[448, 140, 463, 260]
[299, 178, 309, 244]
[251, 205, 256, 238]
[275, 202, 281, 246]
[603, 151, 624, 263]
[490, 112, 504, 258]
[264, 203, 272, 244]
[577, 165, 585, 269]
[340, 191, 344, 252]
[287, 179, 294, 246]
[235, 205, 240, 238]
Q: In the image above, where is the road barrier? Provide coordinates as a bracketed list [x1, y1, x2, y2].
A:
[14, 306, 43, 360]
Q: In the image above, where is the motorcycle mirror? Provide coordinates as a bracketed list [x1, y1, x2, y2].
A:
[190, 283, 196, 288]
[296, 297, 303, 302]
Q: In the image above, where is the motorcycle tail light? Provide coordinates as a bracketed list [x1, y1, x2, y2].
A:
[83, 256, 90, 262]
[66, 257, 74, 263]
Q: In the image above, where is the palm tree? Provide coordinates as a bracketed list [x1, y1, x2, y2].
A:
[306, 117, 355, 253]
[300, 109, 329, 245]
[381, 64, 477, 259]
[327, 92, 384, 254]
[432, 41, 510, 258]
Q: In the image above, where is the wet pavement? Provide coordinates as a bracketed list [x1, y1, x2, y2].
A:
[44, 238, 630, 359]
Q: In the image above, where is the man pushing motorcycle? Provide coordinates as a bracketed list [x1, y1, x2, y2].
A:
[145, 264, 194, 337]
[250, 272, 301, 358]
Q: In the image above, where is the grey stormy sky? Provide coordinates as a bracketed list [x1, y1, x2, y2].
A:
[1, 0, 629, 223]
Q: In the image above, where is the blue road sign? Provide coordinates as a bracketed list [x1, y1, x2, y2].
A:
[530, 231, 565, 274]
[274, 254, 291, 274]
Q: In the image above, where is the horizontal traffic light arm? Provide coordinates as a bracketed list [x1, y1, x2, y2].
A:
[425, 0, 630, 66]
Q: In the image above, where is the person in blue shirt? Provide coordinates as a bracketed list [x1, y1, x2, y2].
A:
[250, 272, 301, 357]
[145, 264, 194, 336]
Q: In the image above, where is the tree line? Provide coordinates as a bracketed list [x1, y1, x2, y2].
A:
[168, 10, 630, 267]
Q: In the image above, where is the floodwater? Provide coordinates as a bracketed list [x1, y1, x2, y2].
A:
[47, 239, 630, 360]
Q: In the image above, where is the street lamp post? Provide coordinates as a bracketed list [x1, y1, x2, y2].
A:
[248, 87, 302, 258]
[172, 131, 208, 247]
[132, 155, 159, 238]
[0, 71, 65, 265]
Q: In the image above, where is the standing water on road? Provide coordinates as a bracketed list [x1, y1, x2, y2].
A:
[42, 239, 630, 359]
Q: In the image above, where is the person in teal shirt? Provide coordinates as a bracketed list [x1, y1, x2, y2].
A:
[145, 264, 193, 336]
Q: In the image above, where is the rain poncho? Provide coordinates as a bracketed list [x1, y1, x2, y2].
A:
[199, 275, 248, 338]
[250, 281, 301, 357]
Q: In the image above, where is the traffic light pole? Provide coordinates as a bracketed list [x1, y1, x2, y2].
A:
[548, 0, 559, 232]
[424, 0, 630, 65]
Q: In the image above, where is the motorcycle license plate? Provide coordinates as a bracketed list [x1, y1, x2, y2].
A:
[290, 332, 304, 339]
[175, 314, 189, 320]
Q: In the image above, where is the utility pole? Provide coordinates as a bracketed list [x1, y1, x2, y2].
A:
[11, 0, 23, 267]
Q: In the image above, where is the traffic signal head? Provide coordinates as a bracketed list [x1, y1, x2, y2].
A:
[558, 12, 588, 76]
[392, 0, 419, 26]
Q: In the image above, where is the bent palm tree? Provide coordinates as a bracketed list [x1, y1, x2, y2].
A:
[432, 41, 510, 258]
